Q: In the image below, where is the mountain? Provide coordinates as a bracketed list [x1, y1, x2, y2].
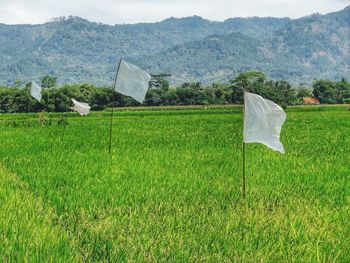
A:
[138, 7, 350, 84]
[0, 7, 348, 86]
[0, 15, 290, 86]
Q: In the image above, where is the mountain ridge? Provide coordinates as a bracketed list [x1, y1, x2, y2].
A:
[0, 6, 349, 86]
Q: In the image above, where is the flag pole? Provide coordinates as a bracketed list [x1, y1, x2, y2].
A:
[61, 112, 69, 141]
[242, 90, 246, 198]
[242, 140, 246, 198]
[108, 57, 122, 155]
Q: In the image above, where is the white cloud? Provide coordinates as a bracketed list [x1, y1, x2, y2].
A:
[0, 0, 349, 25]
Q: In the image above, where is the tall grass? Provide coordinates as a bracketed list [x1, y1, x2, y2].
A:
[0, 106, 349, 261]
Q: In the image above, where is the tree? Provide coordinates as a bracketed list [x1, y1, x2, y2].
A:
[296, 86, 312, 99]
[231, 71, 267, 90]
[13, 80, 22, 88]
[145, 89, 162, 106]
[149, 73, 171, 91]
[228, 71, 267, 103]
[334, 78, 350, 103]
[181, 82, 202, 91]
[41, 75, 57, 89]
[312, 80, 337, 104]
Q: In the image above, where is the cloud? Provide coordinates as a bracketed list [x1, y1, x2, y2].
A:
[0, 0, 349, 25]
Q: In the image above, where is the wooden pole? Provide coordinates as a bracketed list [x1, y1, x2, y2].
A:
[242, 91, 246, 198]
[242, 141, 246, 198]
[61, 112, 69, 141]
[108, 105, 114, 154]
[108, 58, 122, 155]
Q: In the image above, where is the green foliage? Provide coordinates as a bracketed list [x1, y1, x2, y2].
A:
[296, 86, 312, 99]
[149, 73, 171, 91]
[228, 72, 297, 106]
[0, 83, 115, 113]
[312, 79, 350, 104]
[0, 75, 348, 113]
[230, 71, 267, 90]
[13, 80, 22, 88]
[41, 75, 57, 89]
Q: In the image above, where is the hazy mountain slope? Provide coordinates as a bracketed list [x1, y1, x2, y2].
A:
[135, 33, 270, 83]
[0, 15, 290, 85]
[0, 7, 349, 86]
[266, 6, 350, 82]
[138, 6, 350, 84]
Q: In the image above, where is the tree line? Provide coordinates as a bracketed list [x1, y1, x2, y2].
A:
[0, 72, 349, 113]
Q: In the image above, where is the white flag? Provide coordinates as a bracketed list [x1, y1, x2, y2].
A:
[243, 92, 286, 154]
[31, 81, 42, 102]
[69, 99, 91, 116]
[115, 60, 151, 103]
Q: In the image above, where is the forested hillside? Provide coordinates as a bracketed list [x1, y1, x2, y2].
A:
[139, 7, 350, 84]
[0, 6, 349, 86]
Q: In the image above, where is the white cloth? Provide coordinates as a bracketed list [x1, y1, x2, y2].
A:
[31, 81, 42, 102]
[115, 60, 151, 103]
[243, 92, 286, 154]
[69, 99, 91, 116]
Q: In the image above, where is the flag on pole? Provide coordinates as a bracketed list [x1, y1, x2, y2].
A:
[115, 60, 151, 103]
[31, 81, 42, 102]
[243, 92, 286, 153]
[69, 99, 91, 116]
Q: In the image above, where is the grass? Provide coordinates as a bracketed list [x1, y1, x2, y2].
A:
[0, 164, 79, 262]
[0, 105, 349, 262]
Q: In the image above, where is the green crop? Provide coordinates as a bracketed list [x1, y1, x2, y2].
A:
[0, 106, 349, 262]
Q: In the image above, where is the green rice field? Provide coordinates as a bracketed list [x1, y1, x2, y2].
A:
[0, 105, 349, 262]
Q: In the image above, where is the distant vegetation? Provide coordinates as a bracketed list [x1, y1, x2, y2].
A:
[0, 6, 349, 86]
[0, 72, 349, 113]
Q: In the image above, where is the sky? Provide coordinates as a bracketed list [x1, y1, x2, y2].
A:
[0, 0, 349, 25]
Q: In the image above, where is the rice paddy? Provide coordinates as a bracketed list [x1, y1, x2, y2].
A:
[0, 105, 349, 262]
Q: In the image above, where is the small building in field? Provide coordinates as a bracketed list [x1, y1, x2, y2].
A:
[303, 97, 320, 105]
